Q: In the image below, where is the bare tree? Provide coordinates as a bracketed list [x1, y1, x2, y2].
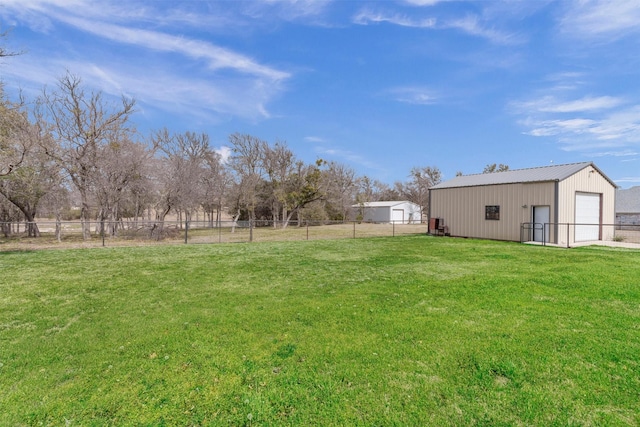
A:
[38, 172, 70, 242]
[93, 137, 155, 236]
[38, 72, 136, 239]
[353, 176, 380, 221]
[322, 161, 358, 221]
[397, 166, 442, 222]
[355, 176, 400, 204]
[0, 87, 31, 177]
[0, 87, 65, 237]
[483, 163, 509, 173]
[200, 149, 231, 227]
[262, 141, 296, 225]
[0, 121, 59, 237]
[0, 29, 21, 59]
[379, 180, 402, 201]
[0, 194, 21, 236]
[228, 133, 267, 239]
[355, 175, 375, 206]
[150, 129, 214, 237]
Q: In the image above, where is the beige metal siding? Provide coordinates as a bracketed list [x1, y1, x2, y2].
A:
[430, 182, 556, 241]
[558, 166, 616, 243]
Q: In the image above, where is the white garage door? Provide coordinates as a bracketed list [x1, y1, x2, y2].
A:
[392, 209, 404, 224]
[575, 192, 600, 241]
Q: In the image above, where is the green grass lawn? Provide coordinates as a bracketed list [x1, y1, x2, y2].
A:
[1, 236, 639, 426]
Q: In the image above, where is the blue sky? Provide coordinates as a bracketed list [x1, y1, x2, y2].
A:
[2, 0, 640, 188]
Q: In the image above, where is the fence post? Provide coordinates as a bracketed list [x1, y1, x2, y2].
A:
[306, 221, 309, 241]
[353, 221, 356, 239]
[393, 221, 395, 237]
[101, 219, 105, 247]
[185, 220, 189, 244]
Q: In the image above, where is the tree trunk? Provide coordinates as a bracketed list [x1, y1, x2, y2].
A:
[17, 209, 41, 237]
[1, 199, 40, 237]
[282, 208, 299, 230]
[134, 194, 139, 228]
[282, 205, 288, 229]
[230, 212, 241, 233]
[55, 213, 62, 242]
[249, 208, 255, 242]
[272, 206, 278, 228]
[153, 206, 171, 240]
[79, 187, 91, 240]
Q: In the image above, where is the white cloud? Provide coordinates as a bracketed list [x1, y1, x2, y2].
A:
[56, 15, 289, 82]
[215, 146, 232, 164]
[1, 1, 291, 122]
[542, 72, 589, 92]
[388, 86, 438, 105]
[233, 0, 335, 28]
[352, 7, 519, 45]
[120, 68, 278, 121]
[590, 150, 638, 158]
[2, 0, 233, 31]
[560, 0, 640, 39]
[520, 108, 640, 152]
[446, 15, 522, 45]
[0, 56, 61, 95]
[523, 118, 596, 138]
[615, 176, 640, 184]
[253, 0, 332, 19]
[517, 95, 625, 114]
[4, 53, 281, 122]
[353, 9, 436, 28]
[315, 146, 378, 169]
[304, 136, 326, 143]
[3, 0, 291, 81]
[514, 90, 640, 155]
[404, 0, 447, 5]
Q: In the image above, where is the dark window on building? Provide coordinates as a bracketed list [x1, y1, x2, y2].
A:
[485, 205, 500, 220]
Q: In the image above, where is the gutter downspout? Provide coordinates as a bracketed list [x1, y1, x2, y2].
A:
[428, 189, 432, 225]
[554, 180, 560, 246]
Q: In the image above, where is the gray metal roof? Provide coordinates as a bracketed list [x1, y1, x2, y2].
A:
[616, 186, 640, 213]
[430, 162, 616, 190]
[351, 200, 417, 208]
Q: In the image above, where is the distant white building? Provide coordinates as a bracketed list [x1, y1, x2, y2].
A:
[352, 201, 422, 224]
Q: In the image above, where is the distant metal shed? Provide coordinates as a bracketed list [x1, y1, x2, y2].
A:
[428, 162, 617, 245]
[616, 186, 640, 225]
[352, 201, 422, 224]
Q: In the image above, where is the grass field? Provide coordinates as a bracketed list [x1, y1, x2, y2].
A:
[1, 236, 639, 426]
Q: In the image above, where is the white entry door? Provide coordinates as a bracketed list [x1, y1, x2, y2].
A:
[532, 206, 550, 242]
[575, 192, 600, 241]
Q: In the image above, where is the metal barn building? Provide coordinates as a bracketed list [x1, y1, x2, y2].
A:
[353, 201, 422, 224]
[616, 186, 640, 225]
[428, 162, 617, 245]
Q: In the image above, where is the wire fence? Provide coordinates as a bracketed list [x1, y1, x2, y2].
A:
[520, 222, 640, 248]
[0, 219, 428, 250]
[4, 219, 639, 251]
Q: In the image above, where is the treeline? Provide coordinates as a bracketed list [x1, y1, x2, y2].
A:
[0, 73, 442, 239]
